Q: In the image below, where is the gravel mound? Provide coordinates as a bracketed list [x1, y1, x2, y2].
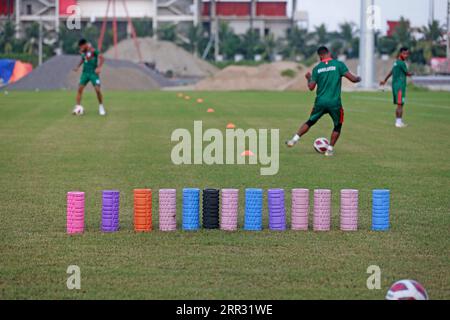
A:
[105, 37, 218, 78]
[195, 61, 307, 91]
[7, 55, 161, 91]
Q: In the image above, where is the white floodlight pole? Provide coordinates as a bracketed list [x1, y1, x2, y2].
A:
[359, 0, 375, 89]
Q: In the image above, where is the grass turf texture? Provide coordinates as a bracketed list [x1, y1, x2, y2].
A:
[0, 90, 449, 299]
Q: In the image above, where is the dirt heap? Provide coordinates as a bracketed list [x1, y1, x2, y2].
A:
[195, 58, 395, 92]
[195, 61, 308, 91]
[105, 37, 218, 78]
[7, 55, 161, 91]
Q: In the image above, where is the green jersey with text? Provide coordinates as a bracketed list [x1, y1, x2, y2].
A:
[392, 59, 408, 90]
[311, 59, 349, 108]
[81, 49, 99, 74]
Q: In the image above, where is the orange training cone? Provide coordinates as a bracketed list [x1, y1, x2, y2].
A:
[207, 108, 215, 113]
[226, 123, 236, 129]
[241, 150, 255, 156]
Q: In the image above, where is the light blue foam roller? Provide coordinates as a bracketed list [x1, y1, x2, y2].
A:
[372, 189, 390, 231]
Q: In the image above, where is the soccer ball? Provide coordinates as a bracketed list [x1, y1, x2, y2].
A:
[73, 105, 84, 116]
[385, 280, 429, 300]
[313, 137, 329, 154]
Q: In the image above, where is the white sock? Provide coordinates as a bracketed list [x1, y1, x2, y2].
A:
[292, 134, 300, 142]
[396, 118, 402, 124]
[99, 104, 104, 109]
[327, 145, 334, 151]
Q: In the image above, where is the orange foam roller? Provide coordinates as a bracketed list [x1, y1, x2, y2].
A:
[134, 189, 152, 232]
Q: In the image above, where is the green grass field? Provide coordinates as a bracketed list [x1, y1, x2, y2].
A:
[0, 89, 449, 300]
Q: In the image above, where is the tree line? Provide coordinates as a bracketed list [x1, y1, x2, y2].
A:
[0, 17, 446, 70]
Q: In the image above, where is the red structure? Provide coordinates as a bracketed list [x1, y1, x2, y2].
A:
[0, 0, 14, 16]
[202, 0, 287, 17]
[256, 2, 286, 16]
[387, 21, 400, 37]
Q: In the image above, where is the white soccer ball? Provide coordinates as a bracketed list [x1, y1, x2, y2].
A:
[73, 105, 84, 116]
[386, 280, 429, 300]
[313, 137, 329, 154]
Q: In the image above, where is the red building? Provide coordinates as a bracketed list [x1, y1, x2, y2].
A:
[201, 0, 291, 39]
[0, 0, 14, 16]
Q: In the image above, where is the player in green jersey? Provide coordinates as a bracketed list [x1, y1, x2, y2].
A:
[73, 39, 106, 116]
[286, 46, 361, 156]
[380, 47, 412, 128]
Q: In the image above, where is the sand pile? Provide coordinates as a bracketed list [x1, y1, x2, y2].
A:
[7, 55, 161, 91]
[195, 58, 395, 92]
[105, 37, 218, 78]
[195, 61, 308, 91]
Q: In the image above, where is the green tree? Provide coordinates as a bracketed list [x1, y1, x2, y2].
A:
[22, 22, 40, 55]
[1, 20, 16, 54]
[218, 22, 241, 59]
[133, 19, 153, 38]
[338, 22, 357, 57]
[157, 23, 177, 42]
[185, 24, 203, 56]
[261, 33, 279, 61]
[376, 36, 397, 55]
[417, 20, 445, 61]
[392, 17, 413, 49]
[283, 26, 313, 60]
[314, 24, 329, 45]
[240, 29, 263, 60]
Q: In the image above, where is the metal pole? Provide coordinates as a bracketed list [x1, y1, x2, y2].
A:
[359, 0, 375, 89]
[38, 19, 43, 66]
[15, 0, 21, 38]
[292, 0, 297, 28]
[447, 0, 450, 60]
[250, 0, 255, 31]
[429, 0, 435, 24]
[211, 0, 219, 61]
[153, 0, 158, 39]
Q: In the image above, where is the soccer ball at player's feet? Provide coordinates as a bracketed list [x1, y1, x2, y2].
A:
[72, 105, 84, 116]
[313, 137, 329, 154]
[385, 280, 429, 300]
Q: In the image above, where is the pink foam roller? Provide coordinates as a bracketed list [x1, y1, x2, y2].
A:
[313, 189, 331, 231]
[67, 192, 85, 234]
[340, 189, 358, 231]
[221, 189, 239, 231]
[291, 189, 309, 230]
[159, 189, 177, 231]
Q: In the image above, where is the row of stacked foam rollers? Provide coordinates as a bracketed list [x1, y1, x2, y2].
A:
[66, 189, 391, 234]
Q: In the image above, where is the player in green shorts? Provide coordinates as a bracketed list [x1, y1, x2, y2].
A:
[286, 46, 361, 156]
[72, 39, 106, 116]
[380, 47, 412, 128]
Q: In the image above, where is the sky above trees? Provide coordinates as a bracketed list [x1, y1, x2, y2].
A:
[289, 0, 448, 33]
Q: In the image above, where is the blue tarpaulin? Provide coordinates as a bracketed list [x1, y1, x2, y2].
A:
[0, 59, 16, 84]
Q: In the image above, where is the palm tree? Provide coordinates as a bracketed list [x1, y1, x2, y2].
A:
[23, 22, 40, 55]
[284, 26, 313, 60]
[314, 24, 329, 46]
[417, 20, 445, 62]
[157, 23, 177, 42]
[339, 22, 357, 57]
[421, 20, 444, 43]
[186, 24, 203, 56]
[218, 22, 241, 59]
[1, 20, 16, 53]
[392, 17, 413, 50]
[261, 33, 278, 61]
[240, 29, 262, 60]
